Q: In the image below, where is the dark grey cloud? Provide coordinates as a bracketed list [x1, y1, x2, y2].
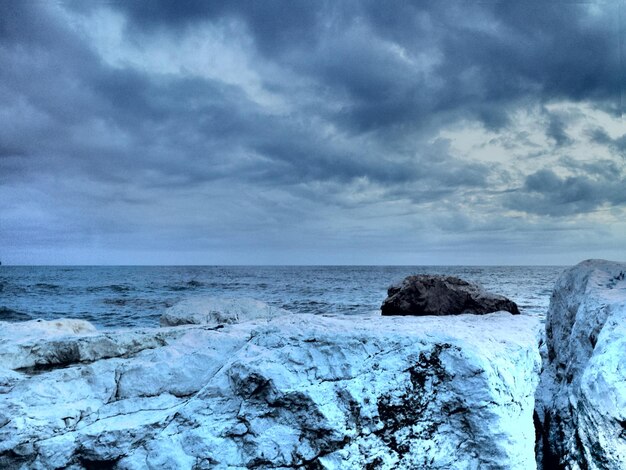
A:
[1, 0, 624, 264]
[545, 113, 572, 147]
[507, 167, 626, 217]
[83, 0, 623, 133]
[97, 0, 328, 55]
[588, 128, 626, 156]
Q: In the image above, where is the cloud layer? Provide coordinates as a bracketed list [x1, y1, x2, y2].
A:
[1, 1, 624, 264]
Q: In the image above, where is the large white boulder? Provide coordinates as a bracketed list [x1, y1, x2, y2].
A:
[0, 310, 541, 469]
[160, 296, 290, 327]
[536, 259, 626, 469]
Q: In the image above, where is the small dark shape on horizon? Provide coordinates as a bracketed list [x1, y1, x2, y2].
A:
[381, 275, 520, 316]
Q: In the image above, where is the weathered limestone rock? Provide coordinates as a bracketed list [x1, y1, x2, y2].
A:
[536, 259, 626, 469]
[160, 296, 289, 327]
[0, 318, 180, 371]
[381, 274, 520, 316]
[0, 303, 540, 469]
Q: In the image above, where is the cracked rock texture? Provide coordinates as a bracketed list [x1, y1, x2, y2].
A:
[536, 260, 626, 469]
[1, 307, 540, 469]
[381, 275, 520, 316]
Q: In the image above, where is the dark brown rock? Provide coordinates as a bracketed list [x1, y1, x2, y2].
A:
[381, 275, 520, 316]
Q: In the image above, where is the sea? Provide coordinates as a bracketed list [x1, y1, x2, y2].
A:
[0, 266, 566, 329]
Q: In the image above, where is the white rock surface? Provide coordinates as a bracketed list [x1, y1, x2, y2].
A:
[536, 259, 626, 469]
[0, 318, 180, 371]
[0, 309, 541, 469]
[160, 296, 290, 327]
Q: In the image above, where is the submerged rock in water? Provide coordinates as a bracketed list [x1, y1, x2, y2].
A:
[0, 308, 540, 469]
[381, 274, 520, 316]
[160, 296, 290, 327]
[536, 260, 626, 469]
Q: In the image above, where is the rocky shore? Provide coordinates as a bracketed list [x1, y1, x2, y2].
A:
[0, 260, 624, 469]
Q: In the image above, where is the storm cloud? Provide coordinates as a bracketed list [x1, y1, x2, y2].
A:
[1, 1, 624, 264]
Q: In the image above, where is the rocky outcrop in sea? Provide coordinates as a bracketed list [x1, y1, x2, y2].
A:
[1, 260, 625, 468]
[381, 274, 520, 316]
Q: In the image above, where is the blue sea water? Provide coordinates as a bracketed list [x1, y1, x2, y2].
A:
[0, 266, 565, 329]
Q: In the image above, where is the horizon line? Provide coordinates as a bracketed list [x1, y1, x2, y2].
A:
[0, 263, 570, 268]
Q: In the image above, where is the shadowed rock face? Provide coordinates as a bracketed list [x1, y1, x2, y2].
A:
[381, 275, 520, 316]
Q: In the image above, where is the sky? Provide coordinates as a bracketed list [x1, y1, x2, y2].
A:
[0, 1, 624, 265]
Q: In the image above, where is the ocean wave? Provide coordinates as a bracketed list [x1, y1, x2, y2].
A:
[87, 284, 132, 293]
[109, 284, 132, 293]
[169, 285, 190, 292]
[285, 299, 332, 314]
[33, 283, 61, 290]
[102, 298, 166, 309]
[168, 280, 206, 291]
[102, 298, 129, 306]
[0, 306, 32, 322]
